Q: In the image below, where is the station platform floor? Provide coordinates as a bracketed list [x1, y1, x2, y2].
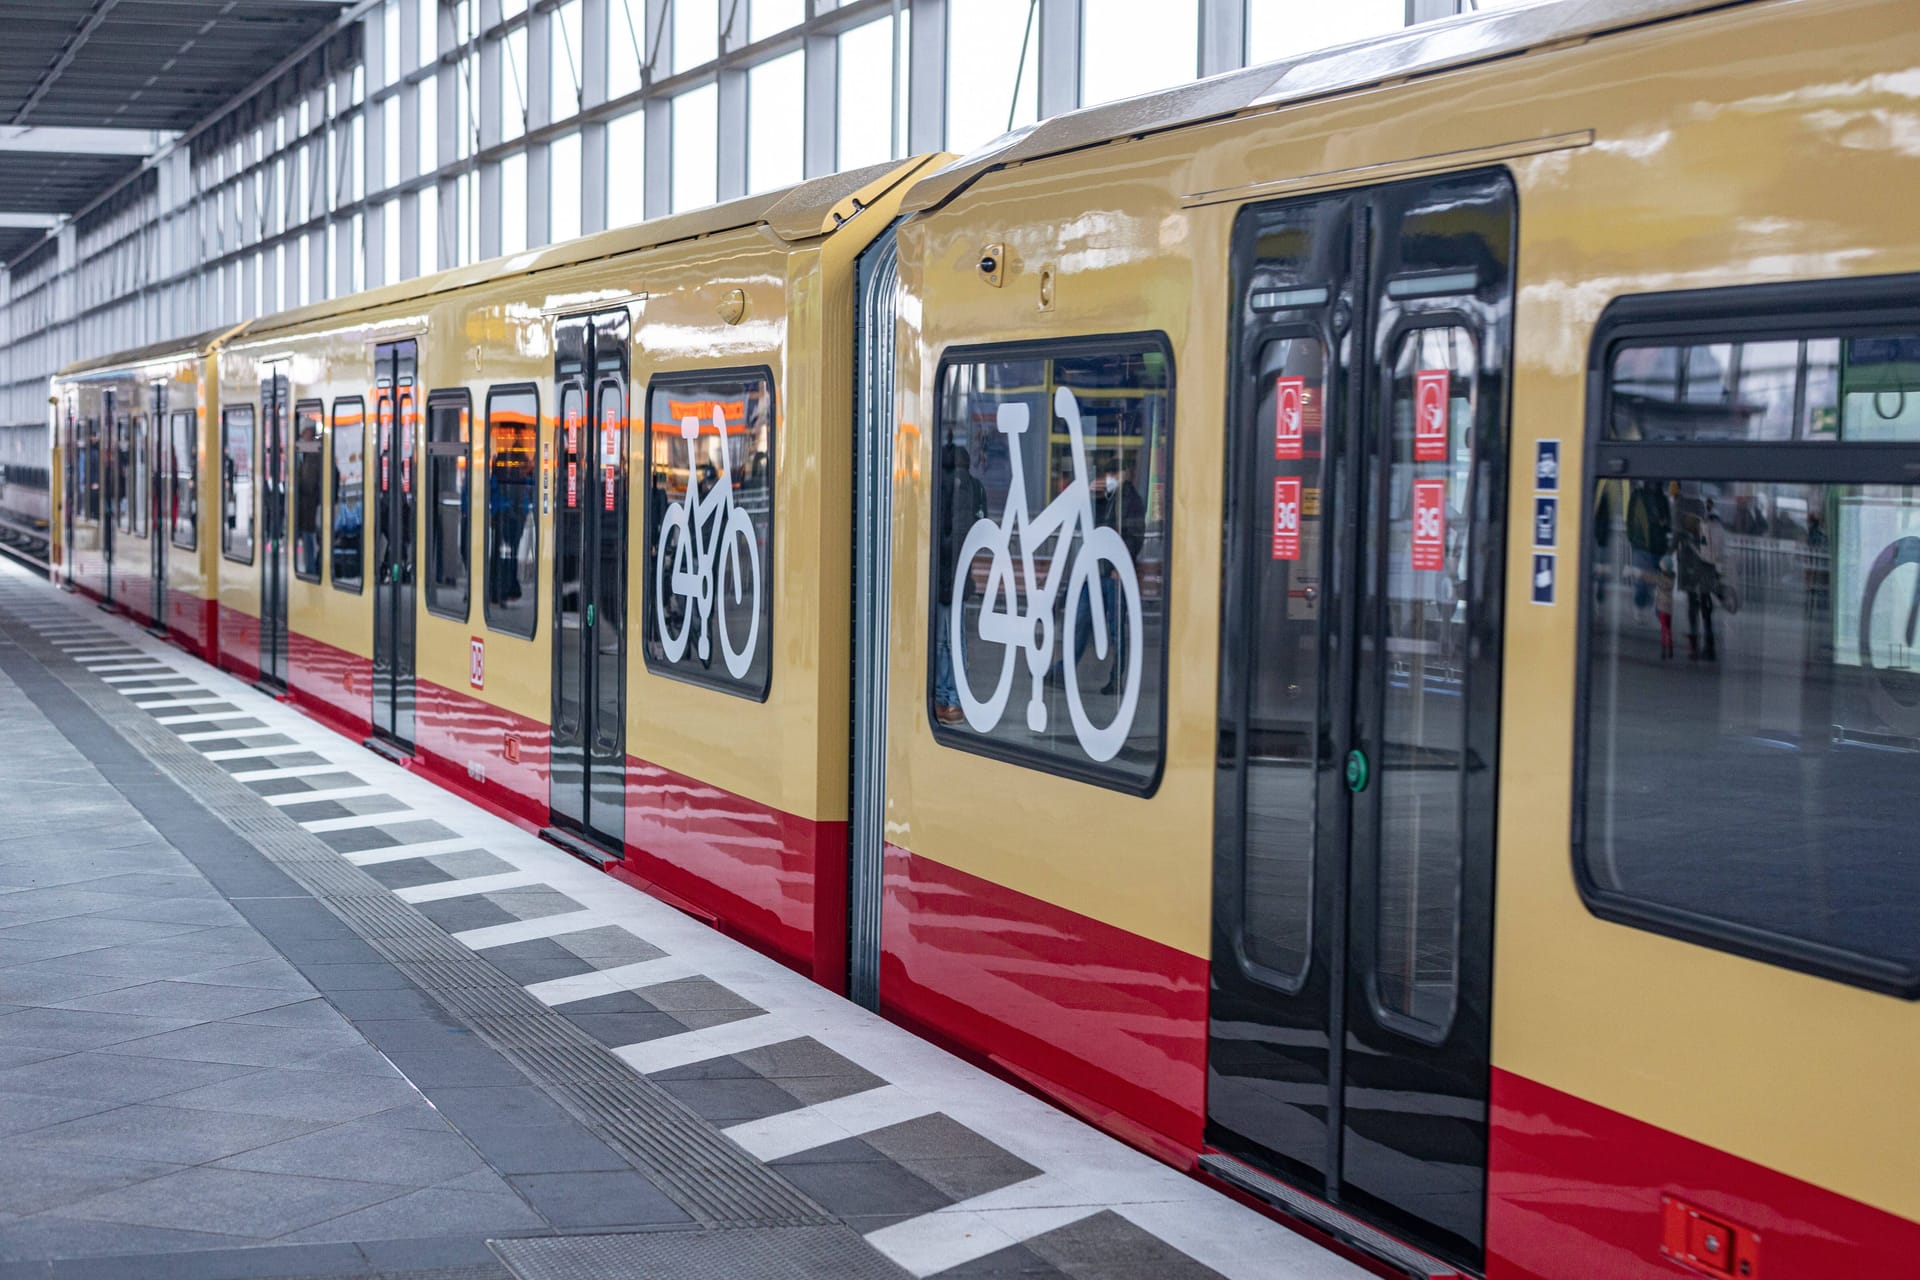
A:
[0, 562, 1365, 1280]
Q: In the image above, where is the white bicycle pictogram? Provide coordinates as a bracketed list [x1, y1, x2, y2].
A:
[655, 405, 762, 678]
[949, 385, 1144, 763]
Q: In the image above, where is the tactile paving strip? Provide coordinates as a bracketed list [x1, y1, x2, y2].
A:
[3, 619, 833, 1232]
[490, 1226, 912, 1280]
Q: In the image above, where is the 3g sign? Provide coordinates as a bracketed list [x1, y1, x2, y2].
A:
[1272, 477, 1301, 562]
[1411, 479, 1445, 571]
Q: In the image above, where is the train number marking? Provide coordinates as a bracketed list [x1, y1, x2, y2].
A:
[1272, 477, 1301, 562]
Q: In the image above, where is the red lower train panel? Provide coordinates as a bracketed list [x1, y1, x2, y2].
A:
[286, 628, 373, 741]
[217, 602, 261, 682]
[1487, 1068, 1920, 1278]
[878, 844, 1209, 1165]
[412, 676, 549, 828]
[615, 758, 848, 992]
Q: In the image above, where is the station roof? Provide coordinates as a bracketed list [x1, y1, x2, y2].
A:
[0, 1, 350, 264]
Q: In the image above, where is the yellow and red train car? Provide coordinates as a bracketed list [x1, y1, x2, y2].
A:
[50, 1, 1920, 1275]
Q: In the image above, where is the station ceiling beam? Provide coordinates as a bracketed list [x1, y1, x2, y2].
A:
[0, 127, 177, 157]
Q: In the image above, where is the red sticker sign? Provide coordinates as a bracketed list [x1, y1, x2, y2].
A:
[1274, 377, 1305, 461]
[377, 404, 393, 492]
[1411, 479, 1446, 571]
[602, 405, 620, 511]
[469, 637, 485, 690]
[1272, 477, 1301, 562]
[1415, 369, 1449, 462]
[566, 461, 578, 509]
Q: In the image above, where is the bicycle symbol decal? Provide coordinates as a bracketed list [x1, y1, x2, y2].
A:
[654, 404, 763, 679]
[949, 386, 1145, 763]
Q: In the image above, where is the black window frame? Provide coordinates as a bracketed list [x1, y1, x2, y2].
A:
[925, 332, 1176, 797]
[330, 397, 366, 593]
[168, 410, 198, 550]
[482, 383, 541, 640]
[115, 416, 131, 534]
[640, 366, 778, 702]
[1575, 272, 1920, 1000]
[220, 405, 255, 565]
[291, 399, 326, 583]
[423, 388, 474, 622]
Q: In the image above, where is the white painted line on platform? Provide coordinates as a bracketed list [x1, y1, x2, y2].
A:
[262, 785, 387, 807]
[120, 683, 203, 696]
[103, 671, 182, 683]
[79, 662, 169, 673]
[725, 1083, 940, 1162]
[525, 955, 699, 1007]
[206, 744, 321, 763]
[155, 711, 257, 725]
[130, 697, 231, 712]
[453, 910, 604, 950]
[614, 1010, 793, 1075]
[865, 1196, 1100, 1277]
[393, 870, 542, 903]
[298, 810, 420, 833]
[344, 837, 484, 866]
[176, 728, 284, 742]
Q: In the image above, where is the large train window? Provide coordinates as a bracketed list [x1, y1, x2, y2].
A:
[424, 391, 472, 621]
[331, 398, 365, 592]
[484, 386, 539, 639]
[221, 406, 255, 564]
[1580, 279, 1920, 997]
[641, 369, 775, 700]
[292, 402, 324, 581]
[131, 416, 149, 538]
[930, 336, 1173, 793]
[115, 417, 131, 534]
[168, 411, 197, 550]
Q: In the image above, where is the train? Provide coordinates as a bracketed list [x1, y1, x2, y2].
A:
[45, 1, 1920, 1276]
[0, 419, 51, 567]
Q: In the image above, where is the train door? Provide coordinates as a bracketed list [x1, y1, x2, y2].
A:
[259, 366, 291, 688]
[148, 383, 168, 633]
[1205, 170, 1514, 1274]
[102, 392, 119, 605]
[547, 310, 630, 858]
[61, 399, 76, 588]
[370, 341, 419, 751]
[848, 224, 901, 1008]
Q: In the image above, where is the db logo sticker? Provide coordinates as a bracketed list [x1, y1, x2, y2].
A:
[469, 637, 485, 690]
[1414, 369, 1449, 462]
[1411, 479, 1446, 571]
[1274, 377, 1305, 461]
[1272, 477, 1301, 562]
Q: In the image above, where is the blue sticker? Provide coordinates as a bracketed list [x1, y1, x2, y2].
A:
[1535, 439, 1560, 492]
[1534, 495, 1558, 549]
[1531, 552, 1556, 606]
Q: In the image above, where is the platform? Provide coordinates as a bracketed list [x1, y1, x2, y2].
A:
[0, 561, 1362, 1280]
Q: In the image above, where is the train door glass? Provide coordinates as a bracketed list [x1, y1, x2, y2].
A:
[547, 310, 630, 856]
[1207, 170, 1514, 1271]
[260, 369, 291, 686]
[149, 385, 167, 632]
[102, 396, 117, 601]
[63, 405, 76, 586]
[371, 341, 419, 749]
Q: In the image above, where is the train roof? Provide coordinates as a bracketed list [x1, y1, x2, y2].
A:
[55, 324, 243, 380]
[901, 0, 1757, 213]
[230, 155, 939, 346]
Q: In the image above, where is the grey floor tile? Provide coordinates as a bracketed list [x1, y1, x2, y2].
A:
[174, 957, 314, 992]
[553, 926, 664, 966]
[51, 981, 308, 1023]
[0, 938, 104, 967]
[1021, 1210, 1230, 1280]
[473, 938, 594, 985]
[231, 999, 356, 1029]
[158, 1066, 425, 1124]
[244, 773, 362, 798]
[561, 1008, 684, 1049]
[929, 1242, 1069, 1279]
[214, 1119, 488, 1187]
[0, 1008, 197, 1051]
[504, 1171, 689, 1230]
[361, 861, 454, 891]
[654, 1076, 805, 1125]
[0, 1045, 67, 1072]
[273, 1184, 546, 1244]
[64, 873, 221, 902]
[318, 987, 445, 1020]
[0, 964, 148, 1006]
[92, 1020, 362, 1068]
[770, 1157, 950, 1226]
[358, 1102, 454, 1133]
[0, 1215, 248, 1264]
[413, 898, 515, 933]
[635, 975, 762, 1016]
[14, 1103, 326, 1166]
[0, 1052, 259, 1105]
[481, 888, 580, 923]
[57, 1166, 403, 1239]
[0, 1090, 124, 1140]
[379, 1047, 527, 1087]
[287, 1044, 404, 1079]
[215, 752, 326, 772]
[0, 1149, 186, 1217]
[0, 917, 208, 948]
[89, 899, 246, 929]
[454, 1123, 629, 1176]
[430, 851, 516, 880]
[289, 962, 417, 992]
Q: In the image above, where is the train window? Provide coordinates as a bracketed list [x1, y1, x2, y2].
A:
[1581, 288, 1920, 997]
[132, 416, 149, 537]
[641, 369, 775, 699]
[484, 386, 539, 639]
[221, 406, 255, 564]
[930, 337, 1173, 793]
[85, 418, 100, 521]
[115, 418, 131, 534]
[425, 392, 472, 621]
[331, 398, 365, 592]
[169, 411, 197, 549]
[292, 402, 324, 582]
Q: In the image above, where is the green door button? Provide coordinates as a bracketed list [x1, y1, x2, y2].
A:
[1345, 747, 1370, 793]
